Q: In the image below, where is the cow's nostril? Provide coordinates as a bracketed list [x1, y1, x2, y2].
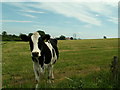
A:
[32, 52, 39, 57]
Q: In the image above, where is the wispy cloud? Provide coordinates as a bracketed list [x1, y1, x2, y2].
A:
[107, 17, 118, 24]
[83, 24, 93, 28]
[21, 13, 37, 18]
[81, 2, 118, 24]
[27, 3, 102, 26]
[20, 10, 46, 14]
[4, 2, 118, 25]
[5, 3, 46, 19]
[25, 2, 118, 26]
[1, 20, 32, 23]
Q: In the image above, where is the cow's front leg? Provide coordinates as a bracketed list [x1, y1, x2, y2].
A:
[33, 62, 40, 83]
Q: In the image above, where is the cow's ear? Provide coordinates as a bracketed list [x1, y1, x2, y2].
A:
[42, 34, 50, 42]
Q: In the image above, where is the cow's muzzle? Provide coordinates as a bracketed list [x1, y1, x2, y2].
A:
[32, 52, 39, 57]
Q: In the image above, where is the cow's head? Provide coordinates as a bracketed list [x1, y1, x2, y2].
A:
[28, 32, 50, 58]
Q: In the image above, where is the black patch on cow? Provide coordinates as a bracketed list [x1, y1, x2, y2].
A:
[29, 37, 33, 52]
[38, 37, 52, 64]
[50, 39, 58, 45]
[32, 57, 38, 62]
[52, 49, 55, 57]
[41, 44, 52, 64]
[42, 34, 50, 42]
[49, 39, 59, 59]
[38, 56, 44, 67]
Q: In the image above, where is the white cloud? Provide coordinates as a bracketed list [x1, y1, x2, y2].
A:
[6, 3, 45, 19]
[20, 10, 46, 14]
[107, 17, 118, 24]
[21, 13, 37, 18]
[82, 2, 117, 16]
[83, 2, 118, 24]
[27, 2, 102, 26]
[95, 14, 100, 17]
[26, 2, 118, 25]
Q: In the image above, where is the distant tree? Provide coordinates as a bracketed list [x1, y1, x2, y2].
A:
[104, 36, 107, 39]
[0, 34, 2, 41]
[12, 34, 18, 38]
[70, 37, 73, 40]
[11, 34, 21, 41]
[20, 34, 28, 41]
[59, 35, 66, 40]
[56, 37, 60, 40]
[2, 31, 7, 36]
[37, 30, 45, 37]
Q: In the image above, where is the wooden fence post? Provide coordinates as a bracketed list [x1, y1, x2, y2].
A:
[110, 56, 119, 87]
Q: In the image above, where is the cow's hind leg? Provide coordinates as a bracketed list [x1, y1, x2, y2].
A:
[47, 64, 54, 83]
[51, 65, 54, 80]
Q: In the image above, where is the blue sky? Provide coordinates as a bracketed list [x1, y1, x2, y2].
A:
[1, 1, 118, 39]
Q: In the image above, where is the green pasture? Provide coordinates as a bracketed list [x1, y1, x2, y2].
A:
[2, 38, 118, 88]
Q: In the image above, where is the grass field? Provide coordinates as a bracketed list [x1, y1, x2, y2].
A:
[2, 38, 119, 88]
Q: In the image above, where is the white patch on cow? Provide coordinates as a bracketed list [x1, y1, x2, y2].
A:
[45, 41, 53, 54]
[52, 48, 57, 63]
[31, 32, 41, 56]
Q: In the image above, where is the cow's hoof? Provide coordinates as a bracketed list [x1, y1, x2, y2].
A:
[47, 80, 51, 83]
[35, 80, 39, 84]
[51, 80, 54, 83]
[51, 77, 54, 80]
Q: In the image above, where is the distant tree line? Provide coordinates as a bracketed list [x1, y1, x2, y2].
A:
[56, 35, 74, 40]
[1, 31, 21, 41]
[1, 31, 108, 41]
[1, 31, 75, 41]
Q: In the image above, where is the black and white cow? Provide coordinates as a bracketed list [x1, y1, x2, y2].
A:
[29, 32, 59, 83]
